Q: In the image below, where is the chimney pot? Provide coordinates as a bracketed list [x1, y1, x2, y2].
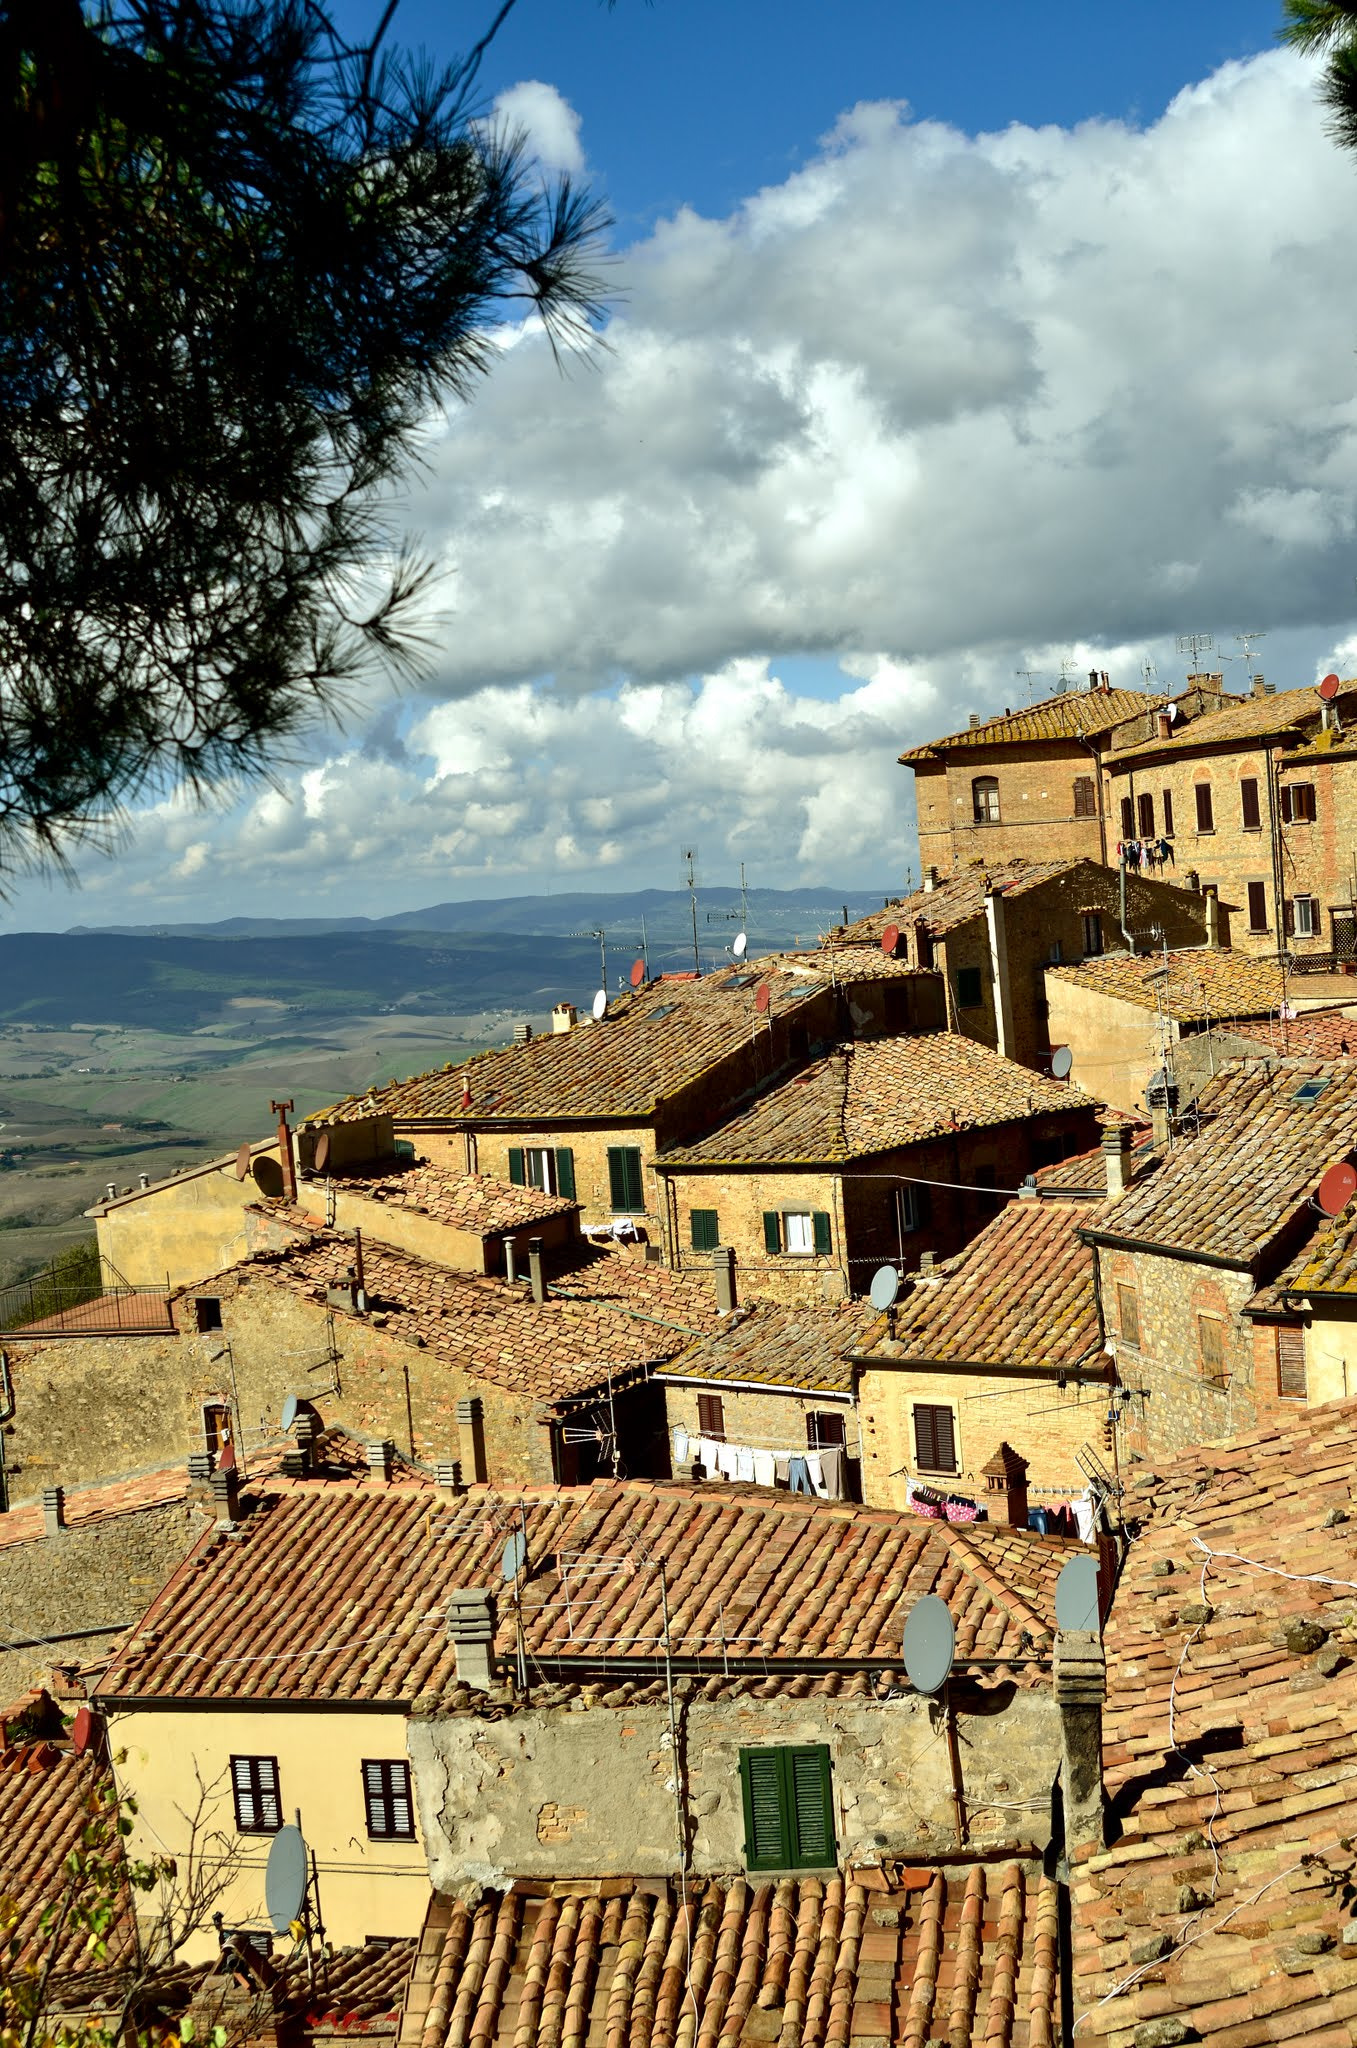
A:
[366, 1437, 395, 1484]
[712, 1245, 737, 1315]
[981, 1442, 1029, 1529]
[528, 1237, 546, 1305]
[1101, 1124, 1135, 1201]
[968, 713, 981, 729]
[456, 1396, 488, 1485]
[210, 1468, 241, 1527]
[106, 1184, 117, 1202]
[924, 867, 938, 891]
[1204, 884, 1220, 950]
[513, 1022, 533, 1043]
[42, 1486, 65, 1537]
[919, 1250, 935, 1273]
[446, 1588, 498, 1691]
[435, 1459, 463, 1502]
[504, 1238, 518, 1285]
[138, 1172, 150, 1191]
[187, 1451, 214, 1485]
[1252, 674, 1267, 698]
[552, 1002, 577, 1034]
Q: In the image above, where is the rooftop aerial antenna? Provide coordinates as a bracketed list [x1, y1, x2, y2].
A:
[1175, 630, 1214, 673]
[572, 926, 608, 990]
[1060, 656, 1080, 691]
[1140, 657, 1158, 690]
[1015, 667, 1037, 704]
[682, 849, 701, 975]
[1235, 628, 1266, 670]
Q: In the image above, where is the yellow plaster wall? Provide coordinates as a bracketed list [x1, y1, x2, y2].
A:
[858, 1362, 1107, 1509]
[96, 1165, 266, 1289]
[417, 1125, 662, 1238]
[107, 1706, 429, 1962]
[1278, 1304, 1357, 1406]
[1043, 976, 1176, 1115]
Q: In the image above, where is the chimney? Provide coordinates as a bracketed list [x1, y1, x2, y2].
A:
[528, 1237, 546, 1305]
[42, 1486, 65, 1538]
[138, 1172, 150, 1191]
[210, 1468, 241, 1528]
[1184, 868, 1200, 895]
[457, 1396, 488, 1485]
[1101, 672, 1110, 691]
[504, 1238, 518, 1284]
[1252, 674, 1268, 699]
[919, 1250, 936, 1273]
[968, 713, 981, 729]
[982, 1443, 1029, 1529]
[435, 1459, 463, 1503]
[1204, 884, 1220, 950]
[1088, 670, 1098, 692]
[552, 1002, 577, 1034]
[105, 1183, 117, 1202]
[446, 1589, 498, 1692]
[293, 1408, 321, 1468]
[513, 1023, 533, 1044]
[366, 1437, 395, 1484]
[1156, 712, 1173, 739]
[1054, 1630, 1107, 1854]
[1101, 1124, 1134, 1201]
[712, 1245, 737, 1315]
[187, 1450, 214, 1492]
[923, 867, 938, 892]
[270, 1099, 297, 1206]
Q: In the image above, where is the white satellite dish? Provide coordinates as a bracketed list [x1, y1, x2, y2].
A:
[1166, 701, 1178, 722]
[591, 988, 608, 1021]
[733, 931, 748, 960]
[902, 1594, 955, 1696]
[1051, 1046, 1073, 1080]
[869, 1264, 901, 1312]
[501, 1529, 527, 1580]
[264, 1823, 308, 1934]
[1055, 1554, 1102, 1634]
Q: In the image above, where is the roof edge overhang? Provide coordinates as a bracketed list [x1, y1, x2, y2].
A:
[846, 1349, 1103, 1379]
[1076, 1225, 1253, 1274]
[654, 1371, 854, 1400]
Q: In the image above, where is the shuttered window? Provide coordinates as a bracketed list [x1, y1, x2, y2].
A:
[697, 1393, 726, 1441]
[231, 1756, 281, 1834]
[763, 1212, 783, 1254]
[956, 966, 983, 1009]
[1281, 782, 1316, 824]
[739, 1745, 836, 1872]
[895, 1184, 930, 1234]
[607, 1147, 645, 1213]
[971, 777, 1000, 824]
[1137, 792, 1154, 837]
[1277, 1324, 1307, 1399]
[1194, 784, 1214, 832]
[1247, 882, 1269, 934]
[1240, 778, 1261, 830]
[507, 1147, 525, 1185]
[1119, 796, 1134, 839]
[554, 1148, 577, 1199]
[1198, 1315, 1224, 1383]
[912, 1403, 957, 1475]
[690, 1208, 720, 1251]
[362, 1760, 415, 1841]
[1162, 789, 1174, 837]
[1073, 776, 1096, 818]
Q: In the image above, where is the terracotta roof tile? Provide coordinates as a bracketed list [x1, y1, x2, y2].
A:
[1229, 1008, 1357, 1061]
[95, 1480, 1080, 1706]
[1046, 948, 1290, 1022]
[901, 688, 1163, 762]
[1109, 682, 1350, 764]
[1072, 1398, 1357, 2046]
[408, 1867, 1061, 2048]
[0, 1697, 137, 1979]
[657, 1302, 883, 1394]
[860, 1198, 1104, 1370]
[836, 860, 1088, 943]
[1259, 1193, 1357, 1299]
[1031, 1129, 1157, 1194]
[1085, 1058, 1357, 1267]
[323, 1164, 579, 1233]
[657, 1034, 1094, 1168]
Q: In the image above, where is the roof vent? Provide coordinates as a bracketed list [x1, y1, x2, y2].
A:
[552, 1003, 577, 1034]
[968, 714, 981, 729]
[513, 1023, 533, 1044]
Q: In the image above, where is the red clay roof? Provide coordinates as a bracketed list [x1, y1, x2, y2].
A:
[95, 1480, 1080, 1707]
[408, 1868, 1062, 2048]
[836, 860, 1087, 942]
[1229, 1006, 1357, 1061]
[1072, 1399, 1357, 2046]
[656, 1300, 883, 1394]
[319, 1163, 580, 1233]
[1109, 680, 1353, 765]
[901, 687, 1163, 762]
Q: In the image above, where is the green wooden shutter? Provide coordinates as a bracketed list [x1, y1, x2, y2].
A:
[691, 1208, 719, 1251]
[626, 1149, 644, 1211]
[608, 1147, 644, 1212]
[507, 1147, 525, 1186]
[554, 1148, 577, 1199]
[608, 1148, 627, 1209]
[788, 1746, 835, 1866]
[763, 1212, 782, 1254]
[740, 1749, 790, 1871]
[812, 1211, 832, 1256]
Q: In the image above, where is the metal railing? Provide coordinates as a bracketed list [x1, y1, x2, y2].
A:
[0, 1250, 174, 1338]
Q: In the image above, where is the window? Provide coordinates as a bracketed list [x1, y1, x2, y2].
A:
[1073, 776, 1097, 818]
[1241, 778, 1262, 831]
[362, 1760, 415, 1841]
[740, 1745, 835, 1872]
[1082, 913, 1104, 958]
[1119, 796, 1134, 839]
[1162, 789, 1174, 837]
[807, 1411, 847, 1451]
[785, 1211, 815, 1255]
[1117, 1284, 1140, 1349]
[508, 1147, 576, 1198]
[697, 1392, 726, 1441]
[1294, 896, 1320, 938]
[912, 1402, 957, 1475]
[1194, 784, 1214, 832]
[606, 1146, 645, 1214]
[894, 1183, 931, 1235]
[972, 776, 1000, 824]
[690, 1208, 720, 1252]
[193, 1297, 222, 1333]
[1277, 1324, 1307, 1399]
[231, 1756, 281, 1834]
[1247, 881, 1269, 934]
[1198, 1315, 1225, 1384]
[1281, 782, 1316, 824]
[1137, 791, 1155, 838]
[203, 1403, 233, 1463]
[956, 966, 983, 1009]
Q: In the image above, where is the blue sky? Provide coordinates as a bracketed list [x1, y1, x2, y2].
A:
[11, 0, 1357, 929]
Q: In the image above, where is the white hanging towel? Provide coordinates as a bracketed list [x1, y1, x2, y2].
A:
[673, 1427, 690, 1466]
[735, 1447, 756, 1482]
[1073, 1490, 1097, 1543]
[806, 1451, 828, 1498]
[716, 1443, 739, 1479]
[752, 1449, 777, 1488]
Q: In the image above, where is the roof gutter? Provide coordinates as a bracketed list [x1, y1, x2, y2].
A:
[845, 1350, 1102, 1381]
[1076, 1224, 1253, 1275]
[654, 1372, 854, 1401]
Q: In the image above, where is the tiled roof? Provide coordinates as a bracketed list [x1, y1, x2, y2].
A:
[311, 1163, 579, 1234]
[778, 944, 935, 982]
[901, 687, 1162, 761]
[0, 1695, 136, 1978]
[836, 860, 1086, 943]
[313, 968, 830, 1126]
[656, 1302, 884, 1394]
[96, 1479, 1080, 1706]
[1109, 681, 1343, 764]
[1085, 1058, 1357, 1267]
[407, 1867, 1062, 2048]
[290, 1942, 417, 2035]
[235, 1234, 721, 1403]
[657, 1034, 1094, 1167]
[1262, 1194, 1357, 1299]
[860, 1198, 1103, 1370]
[1071, 1399, 1357, 2046]
[1030, 1129, 1157, 1195]
[1280, 718, 1357, 764]
[1046, 948, 1288, 1021]
[1229, 1006, 1357, 1060]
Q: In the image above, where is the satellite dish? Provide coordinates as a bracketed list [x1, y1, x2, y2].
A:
[881, 924, 901, 958]
[869, 1264, 901, 1312]
[501, 1529, 527, 1580]
[755, 982, 771, 1015]
[1055, 1554, 1102, 1634]
[1317, 1160, 1357, 1217]
[1165, 701, 1178, 722]
[733, 932, 748, 961]
[264, 1824, 308, 1934]
[591, 988, 608, 1021]
[1319, 673, 1341, 702]
[70, 1705, 95, 1758]
[902, 1594, 955, 1696]
[281, 1393, 299, 1432]
[234, 1143, 252, 1182]
[314, 1130, 330, 1173]
[1051, 1046, 1073, 1080]
[630, 957, 647, 988]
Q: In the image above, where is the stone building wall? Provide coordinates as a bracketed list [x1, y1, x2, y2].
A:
[1098, 1245, 1255, 1460]
[913, 741, 1109, 876]
[409, 1685, 1061, 1891]
[858, 1363, 1108, 1511]
[1276, 749, 1357, 951]
[419, 1123, 664, 1242]
[656, 1382, 860, 1487]
[1103, 744, 1279, 956]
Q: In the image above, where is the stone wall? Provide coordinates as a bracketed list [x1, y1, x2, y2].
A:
[858, 1362, 1107, 1511]
[913, 740, 1109, 876]
[421, 1123, 664, 1242]
[1103, 743, 1280, 956]
[657, 1382, 860, 1490]
[1098, 1245, 1256, 1461]
[408, 1685, 1061, 1891]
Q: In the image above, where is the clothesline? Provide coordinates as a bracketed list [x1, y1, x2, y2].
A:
[674, 1427, 850, 1500]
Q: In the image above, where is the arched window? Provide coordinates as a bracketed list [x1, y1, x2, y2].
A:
[972, 775, 1000, 824]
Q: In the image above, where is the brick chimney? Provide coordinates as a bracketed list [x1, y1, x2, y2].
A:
[446, 1589, 498, 1692]
[1101, 1124, 1134, 1201]
[713, 1245, 737, 1315]
[435, 1459, 463, 1503]
[923, 867, 939, 891]
[1054, 1630, 1107, 1854]
[982, 1443, 1029, 1529]
[210, 1468, 241, 1529]
[552, 1002, 577, 1034]
[528, 1237, 546, 1305]
[366, 1438, 395, 1484]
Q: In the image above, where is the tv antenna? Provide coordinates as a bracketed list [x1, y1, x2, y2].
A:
[1175, 631, 1214, 672]
[682, 849, 701, 975]
[1060, 656, 1080, 690]
[1235, 628, 1266, 670]
[706, 861, 751, 944]
[572, 926, 607, 990]
[1140, 657, 1157, 690]
[1015, 667, 1037, 704]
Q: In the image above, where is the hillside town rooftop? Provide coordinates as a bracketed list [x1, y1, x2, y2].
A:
[656, 1300, 883, 1396]
[1046, 947, 1297, 1022]
[900, 687, 1163, 761]
[1110, 678, 1356, 763]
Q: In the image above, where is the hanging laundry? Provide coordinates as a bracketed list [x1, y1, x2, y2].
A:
[806, 1451, 828, 1498]
[752, 1449, 777, 1488]
[1159, 837, 1174, 867]
[788, 1455, 814, 1495]
[1026, 1506, 1052, 1535]
[735, 1447, 756, 1483]
[774, 1455, 792, 1486]
[1073, 1491, 1098, 1543]
[944, 1495, 978, 1524]
[672, 1427, 690, 1466]
[817, 1445, 847, 1500]
[716, 1443, 739, 1480]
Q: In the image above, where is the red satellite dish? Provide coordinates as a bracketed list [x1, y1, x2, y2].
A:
[233, 1143, 252, 1181]
[1319, 673, 1341, 702]
[755, 982, 771, 1014]
[1317, 1160, 1357, 1216]
[71, 1706, 95, 1758]
[630, 957, 646, 988]
[881, 924, 901, 957]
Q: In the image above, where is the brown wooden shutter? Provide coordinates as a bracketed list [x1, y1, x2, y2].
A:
[1241, 778, 1261, 830]
[1117, 1284, 1140, 1349]
[1277, 1324, 1307, 1399]
[1195, 784, 1213, 831]
[697, 1393, 726, 1441]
